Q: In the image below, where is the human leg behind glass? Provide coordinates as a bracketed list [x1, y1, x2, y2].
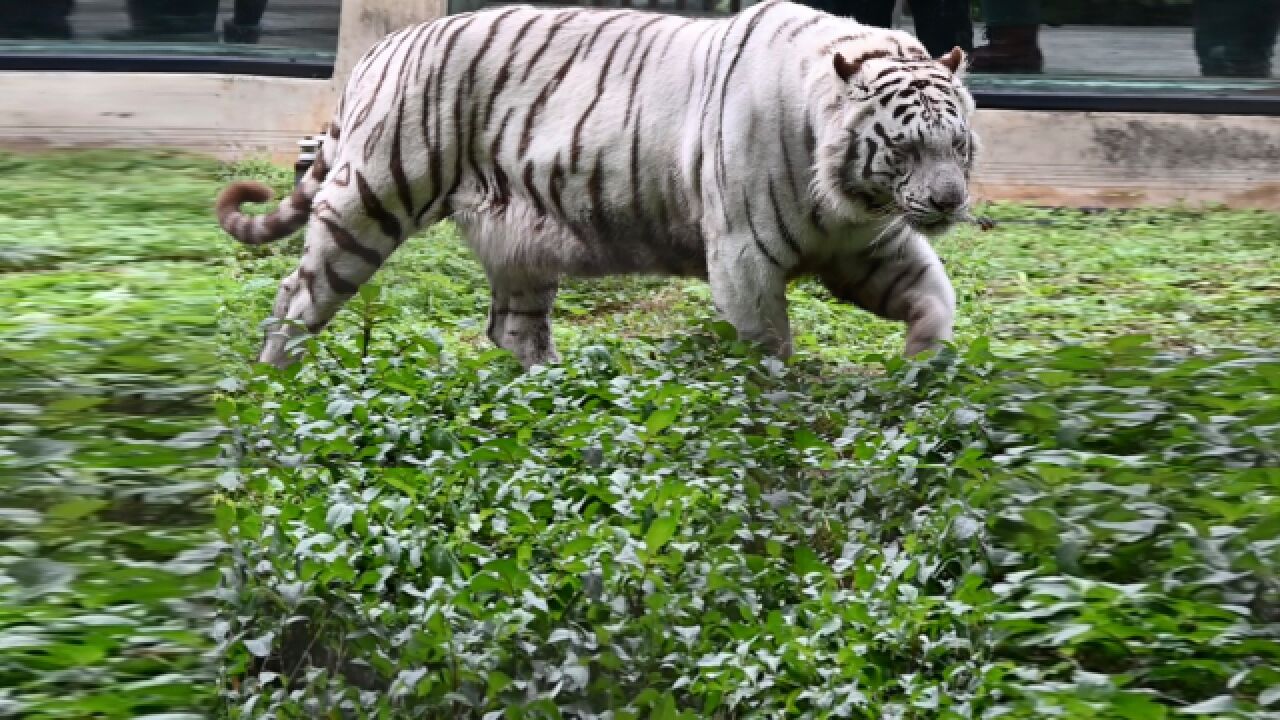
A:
[824, 0, 973, 56]
[1194, 0, 1280, 77]
[971, 0, 1043, 73]
[908, 0, 975, 55]
[224, 0, 269, 44]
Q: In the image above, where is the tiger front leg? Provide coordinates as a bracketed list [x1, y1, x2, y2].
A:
[706, 238, 794, 359]
[818, 236, 956, 357]
[900, 263, 956, 357]
[485, 276, 561, 370]
[259, 210, 401, 368]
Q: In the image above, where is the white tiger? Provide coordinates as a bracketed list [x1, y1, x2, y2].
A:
[216, 0, 976, 369]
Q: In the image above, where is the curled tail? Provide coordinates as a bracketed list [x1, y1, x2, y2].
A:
[215, 139, 332, 245]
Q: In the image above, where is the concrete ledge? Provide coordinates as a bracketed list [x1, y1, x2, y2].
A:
[974, 110, 1280, 210]
[0, 71, 334, 161]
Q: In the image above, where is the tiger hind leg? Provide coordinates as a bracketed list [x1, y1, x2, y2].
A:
[484, 273, 561, 370]
[258, 198, 412, 367]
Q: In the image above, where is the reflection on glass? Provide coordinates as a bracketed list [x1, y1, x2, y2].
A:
[802, 0, 975, 57]
[961, 0, 1279, 78]
[0, 0, 340, 57]
[811, 0, 1280, 80]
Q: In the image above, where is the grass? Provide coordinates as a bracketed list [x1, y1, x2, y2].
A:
[0, 151, 226, 719]
[2, 151, 1278, 718]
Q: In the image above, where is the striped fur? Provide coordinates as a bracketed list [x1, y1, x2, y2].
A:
[216, 0, 976, 369]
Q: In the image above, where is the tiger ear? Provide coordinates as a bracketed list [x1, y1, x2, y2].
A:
[833, 52, 857, 82]
[938, 46, 966, 74]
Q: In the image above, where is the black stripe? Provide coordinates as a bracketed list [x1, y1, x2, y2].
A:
[451, 38, 467, 217]
[742, 190, 782, 269]
[480, 46, 517, 130]
[426, 17, 476, 218]
[466, 100, 487, 196]
[299, 268, 318, 303]
[349, 28, 401, 88]
[786, 15, 823, 41]
[521, 9, 576, 84]
[492, 164, 511, 206]
[809, 205, 826, 235]
[657, 17, 693, 61]
[356, 171, 402, 241]
[714, 3, 779, 199]
[694, 21, 727, 152]
[362, 117, 387, 163]
[767, 178, 801, 257]
[319, 216, 382, 267]
[619, 16, 663, 76]
[629, 106, 644, 214]
[519, 37, 584, 160]
[622, 17, 664, 128]
[465, 7, 520, 90]
[845, 49, 891, 78]
[587, 152, 609, 237]
[523, 162, 547, 216]
[389, 92, 415, 217]
[349, 30, 412, 134]
[548, 154, 567, 218]
[324, 260, 359, 295]
[476, 13, 534, 142]
[491, 106, 514, 165]
[877, 265, 920, 316]
[769, 17, 798, 46]
[873, 122, 893, 146]
[862, 137, 878, 179]
[872, 65, 901, 83]
[852, 256, 885, 289]
[571, 22, 630, 173]
[882, 88, 909, 106]
[778, 101, 802, 199]
[821, 33, 871, 55]
[582, 12, 629, 56]
[387, 23, 430, 141]
[420, 64, 442, 213]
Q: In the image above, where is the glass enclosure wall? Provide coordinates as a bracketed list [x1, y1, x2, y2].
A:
[0, 0, 340, 75]
[446, 0, 1280, 107]
[2, 0, 1277, 106]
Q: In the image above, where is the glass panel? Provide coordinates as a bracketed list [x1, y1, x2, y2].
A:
[446, 0, 1280, 101]
[449, 0, 748, 14]
[0, 0, 339, 69]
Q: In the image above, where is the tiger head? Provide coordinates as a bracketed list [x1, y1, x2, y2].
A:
[816, 42, 979, 237]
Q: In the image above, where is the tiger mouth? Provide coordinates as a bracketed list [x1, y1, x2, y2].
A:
[908, 216, 955, 234]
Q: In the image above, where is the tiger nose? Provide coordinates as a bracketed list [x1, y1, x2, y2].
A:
[930, 185, 967, 214]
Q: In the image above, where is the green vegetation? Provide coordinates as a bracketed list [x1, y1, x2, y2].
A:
[3, 152, 1278, 718]
[0, 151, 223, 718]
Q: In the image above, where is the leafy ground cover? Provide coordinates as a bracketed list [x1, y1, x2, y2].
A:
[0, 151, 226, 718]
[1, 152, 1276, 718]
[215, 158, 1279, 718]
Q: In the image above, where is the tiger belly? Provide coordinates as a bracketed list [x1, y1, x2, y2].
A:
[455, 200, 708, 281]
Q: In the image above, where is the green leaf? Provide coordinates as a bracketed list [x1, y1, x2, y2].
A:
[645, 515, 678, 555]
[645, 407, 679, 435]
[46, 497, 108, 521]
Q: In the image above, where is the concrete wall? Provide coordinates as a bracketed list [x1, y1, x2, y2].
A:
[0, 0, 1276, 209]
[973, 111, 1280, 210]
